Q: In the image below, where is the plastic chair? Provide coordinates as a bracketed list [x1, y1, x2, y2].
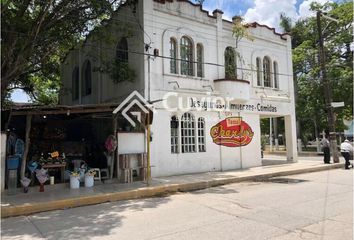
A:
[90, 168, 101, 181]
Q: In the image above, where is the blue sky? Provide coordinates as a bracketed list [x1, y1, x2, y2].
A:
[197, 0, 332, 29]
[202, 0, 256, 17]
[11, 0, 334, 103]
[11, 89, 31, 103]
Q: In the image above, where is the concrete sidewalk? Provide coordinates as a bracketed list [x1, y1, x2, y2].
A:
[1, 160, 345, 218]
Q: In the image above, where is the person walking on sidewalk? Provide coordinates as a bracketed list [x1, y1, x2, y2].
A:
[340, 139, 353, 169]
[321, 136, 330, 164]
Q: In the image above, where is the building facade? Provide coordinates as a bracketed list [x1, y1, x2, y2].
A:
[60, 0, 298, 177]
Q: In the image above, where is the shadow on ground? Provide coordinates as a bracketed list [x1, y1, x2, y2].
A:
[1, 196, 171, 240]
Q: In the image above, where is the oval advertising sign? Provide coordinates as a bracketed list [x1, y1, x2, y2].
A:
[210, 117, 254, 147]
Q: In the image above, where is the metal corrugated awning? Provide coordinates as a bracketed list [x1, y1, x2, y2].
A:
[2, 103, 121, 116]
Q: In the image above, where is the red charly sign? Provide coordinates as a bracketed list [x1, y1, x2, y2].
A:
[210, 117, 254, 147]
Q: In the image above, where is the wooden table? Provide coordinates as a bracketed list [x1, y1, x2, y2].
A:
[42, 163, 66, 183]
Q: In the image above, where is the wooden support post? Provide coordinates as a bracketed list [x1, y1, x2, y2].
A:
[21, 114, 32, 179]
[146, 111, 151, 186]
[4, 111, 13, 132]
[111, 116, 118, 179]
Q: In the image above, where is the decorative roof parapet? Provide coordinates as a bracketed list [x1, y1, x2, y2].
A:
[154, 0, 290, 40]
[245, 22, 290, 40]
[212, 9, 224, 15]
[232, 15, 242, 22]
[154, 0, 216, 19]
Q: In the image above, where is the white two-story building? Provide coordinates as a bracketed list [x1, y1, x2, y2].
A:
[60, 0, 298, 177]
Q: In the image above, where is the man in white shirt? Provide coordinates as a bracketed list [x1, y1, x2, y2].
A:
[340, 139, 353, 169]
[321, 136, 330, 164]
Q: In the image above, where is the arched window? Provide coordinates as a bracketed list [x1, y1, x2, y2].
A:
[181, 112, 196, 153]
[198, 117, 206, 152]
[180, 36, 193, 76]
[72, 67, 79, 100]
[170, 116, 179, 153]
[225, 47, 236, 78]
[273, 61, 279, 89]
[116, 37, 128, 62]
[196, 43, 204, 78]
[256, 57, 262, 86]
[81, 60, 92, 96]
[170, 38, 177, 74]
[263, 56, 271, 87]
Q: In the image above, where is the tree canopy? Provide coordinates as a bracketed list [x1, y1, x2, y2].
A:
[1, 0, 136, 104]
[280, 1, 353, 140]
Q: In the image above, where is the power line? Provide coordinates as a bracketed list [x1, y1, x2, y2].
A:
[132, 9, 152, 46]
[2, 29, 293, 77]
[81, 43, 294, 78]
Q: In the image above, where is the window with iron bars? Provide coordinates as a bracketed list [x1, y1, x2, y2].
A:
[198, 117, 206, 152]
[170, 38, 177, 74]
[181, 112, 196, 153]
[170, 116, 179, 153]
[180, 36, 194, 76]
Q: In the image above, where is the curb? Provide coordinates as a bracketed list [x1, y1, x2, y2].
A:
[1, 163, 344, 218]
[263, 151, 322, 157]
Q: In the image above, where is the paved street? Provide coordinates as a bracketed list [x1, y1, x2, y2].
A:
[1, 169, 353, 240]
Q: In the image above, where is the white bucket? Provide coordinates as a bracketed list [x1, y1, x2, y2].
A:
[70, 176, 80, 189]
[84, 176, 94, 188]
[50, 176, 54, 185]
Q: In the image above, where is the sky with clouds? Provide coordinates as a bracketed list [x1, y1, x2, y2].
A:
[11, 0, 336, 103]
[201, 0, 332, 31]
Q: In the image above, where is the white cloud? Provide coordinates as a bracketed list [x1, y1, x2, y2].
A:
[298, 0, 331, 18]
[243, 0, 332, 32]
[243, 0, 298, 31]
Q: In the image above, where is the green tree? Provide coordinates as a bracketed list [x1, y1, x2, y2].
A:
[231, 16, 254, 79]
[280, 1, 353, 140]
[279, 12, 292, 33]
[1, 0, 138, 104]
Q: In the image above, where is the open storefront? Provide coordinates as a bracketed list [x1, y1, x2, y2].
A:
[1, 103, 150, 194]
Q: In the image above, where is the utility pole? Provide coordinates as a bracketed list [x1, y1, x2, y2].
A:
[316, 11, 339, 163]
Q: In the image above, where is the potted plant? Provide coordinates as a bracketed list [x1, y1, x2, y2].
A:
[69, 171, 80, 189]
[84, 169, 96, 188]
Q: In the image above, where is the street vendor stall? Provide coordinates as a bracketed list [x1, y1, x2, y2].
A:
[1, 103, 150, 193]
[2, 104, 151, 194]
